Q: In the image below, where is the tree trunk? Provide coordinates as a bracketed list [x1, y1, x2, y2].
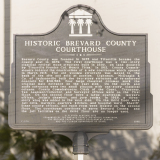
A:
[34, 131, 43, 160]
[71, 25, 74, 34]
[35, 144, 43, 160]
[88, 24, 91, 34]
[79, 25, 82, 34]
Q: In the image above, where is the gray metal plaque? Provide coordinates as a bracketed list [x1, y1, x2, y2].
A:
[9, 4, 153, 131]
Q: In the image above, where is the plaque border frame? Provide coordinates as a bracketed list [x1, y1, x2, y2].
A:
[9, 4, 153, 131]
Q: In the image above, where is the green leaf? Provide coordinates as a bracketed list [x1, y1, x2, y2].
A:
[6, 154, 17, 160]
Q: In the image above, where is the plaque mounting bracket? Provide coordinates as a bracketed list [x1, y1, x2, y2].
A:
[53, 131, 110, 155]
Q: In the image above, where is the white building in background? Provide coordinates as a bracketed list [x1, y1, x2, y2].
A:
[69, 9, 93, 37]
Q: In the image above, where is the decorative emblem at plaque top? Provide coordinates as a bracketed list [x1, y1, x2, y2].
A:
[69, 9, 93, 37]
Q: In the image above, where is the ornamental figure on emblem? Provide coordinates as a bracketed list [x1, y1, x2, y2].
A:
[77, 19, 84, 34]
[69, 9, 93, 37]
[68, 19, 76, 34]
[85, 19, 93, 34]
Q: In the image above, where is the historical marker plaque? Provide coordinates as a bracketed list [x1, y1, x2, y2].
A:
[9, 5, 153, 131]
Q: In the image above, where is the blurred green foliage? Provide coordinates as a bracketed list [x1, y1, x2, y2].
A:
[149, 135, 160, 160]
[0, 105, 72, 160]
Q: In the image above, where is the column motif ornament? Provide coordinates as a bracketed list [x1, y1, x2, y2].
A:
[69, 9, 93, 37]
[68, 19, 76, 34]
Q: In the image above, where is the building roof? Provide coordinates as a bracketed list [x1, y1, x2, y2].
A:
[69, 9, 92, 18]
